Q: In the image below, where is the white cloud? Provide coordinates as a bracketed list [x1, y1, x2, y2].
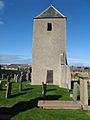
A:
[0, 55, 32, 64]
[68, 57, 90, 66]
[0, 1, 4, 11]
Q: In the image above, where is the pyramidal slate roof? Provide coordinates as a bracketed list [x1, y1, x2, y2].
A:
[34, 5, 66, 19]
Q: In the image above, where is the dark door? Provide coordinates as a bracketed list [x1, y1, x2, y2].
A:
[47, 70, 53, 83]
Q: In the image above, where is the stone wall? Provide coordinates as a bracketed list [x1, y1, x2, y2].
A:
[60, 65, 71, 89]
[32, 18, 67, 85]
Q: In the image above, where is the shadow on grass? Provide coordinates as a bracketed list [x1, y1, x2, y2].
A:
[22, 88, 33, 91]
[0, 95, 61, 120]
[46, 88, 56, 92]
[1, 88, 6, 91]
[10, 92, 26, 98]
[44, 95, 61, 100]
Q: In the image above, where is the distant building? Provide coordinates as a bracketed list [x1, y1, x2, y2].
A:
[32, 5, 71, 89]
[70, 66, 90, 74]
[1, 64, 19, 71]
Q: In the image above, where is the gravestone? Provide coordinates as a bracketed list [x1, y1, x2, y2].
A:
[42, 82, 47, 97]
[15, 74, 20, 83]
[2, 74, 4, 79]
[6, 76, 12, 98]
[14, 74, 16, 80]
[21, 72, 24, 81]
[73, 82, 79, 101]
[26, 72, 30, 81]
[19, 75, 23, 91]
[0, 80, 2, 90]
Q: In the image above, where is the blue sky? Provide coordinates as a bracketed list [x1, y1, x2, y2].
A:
[0, 0, 90, 66]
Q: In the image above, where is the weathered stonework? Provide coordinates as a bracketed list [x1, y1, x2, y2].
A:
[32, 6, 71, 89]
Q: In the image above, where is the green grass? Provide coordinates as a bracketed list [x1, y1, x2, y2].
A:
[0, 80, 90, 120]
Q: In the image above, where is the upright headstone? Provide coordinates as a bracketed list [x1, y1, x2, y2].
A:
[21, 72, 24, 81]
[14, 74, 16, 81]
[73, 82, 79, 101]
[26, 72, 30, 81]
[6, 76, 12, 98]
[0, 80, 2, 90]
[19, 75, 23, 91]
[42, 82, 46, 97]
[14, 74, 20, 83]
[2, 74, 4, 79]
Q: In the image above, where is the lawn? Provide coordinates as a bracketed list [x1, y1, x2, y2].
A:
[0, 80, 90, 120]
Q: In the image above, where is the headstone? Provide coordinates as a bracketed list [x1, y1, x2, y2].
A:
[10, 74, 13, 78]
[21, 72, 24, 81]
[42, 82, 46, 97]
[2, 74, 4, 79]
[6, 76, 12, 98]
[16, 74, 19, 83]
[19, 75, 23, 91]
[16, 75, 18, 83]
[73, 82, 79, 101]
[14, 74, 16, 80]
[0, 80, 2, 90]
[26, 72, 30, 81]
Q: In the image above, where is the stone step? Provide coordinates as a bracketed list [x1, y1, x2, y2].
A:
[38, 100, 81, 109]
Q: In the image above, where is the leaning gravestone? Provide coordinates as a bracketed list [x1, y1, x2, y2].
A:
[0, 80, 2, 90]
[6, 76, 12, 98]
[19, 75, 23, 91]
[42, 82, 47, 97]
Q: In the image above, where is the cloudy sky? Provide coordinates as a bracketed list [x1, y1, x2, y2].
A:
[0, 0, 90, 66]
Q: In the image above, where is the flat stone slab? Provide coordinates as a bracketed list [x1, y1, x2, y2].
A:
[38, 100, 81, 109]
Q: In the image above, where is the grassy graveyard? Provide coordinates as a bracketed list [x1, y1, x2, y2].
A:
[0, 79, 90, 120]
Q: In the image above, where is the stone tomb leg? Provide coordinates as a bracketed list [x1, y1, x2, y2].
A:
[80, 79, 88, 106]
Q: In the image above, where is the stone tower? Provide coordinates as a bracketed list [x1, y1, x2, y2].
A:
[32, 5, 71, 89]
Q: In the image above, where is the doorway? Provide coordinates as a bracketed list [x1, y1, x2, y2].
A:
[47, 70, 53, 83]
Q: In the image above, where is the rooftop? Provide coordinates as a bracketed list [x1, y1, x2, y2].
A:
[34, 5, 66, 19]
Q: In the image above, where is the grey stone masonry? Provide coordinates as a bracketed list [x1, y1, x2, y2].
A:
[80, 79, 88, 106]
[32, 5, 71, 88]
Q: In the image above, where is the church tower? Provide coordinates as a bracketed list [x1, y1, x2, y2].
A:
[32, 5, 71, 89]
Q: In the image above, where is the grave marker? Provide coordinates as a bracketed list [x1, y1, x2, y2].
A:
[42, 81, 47, 97]
[0, 80, 2, 90]
[6, 76, 12, 98]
